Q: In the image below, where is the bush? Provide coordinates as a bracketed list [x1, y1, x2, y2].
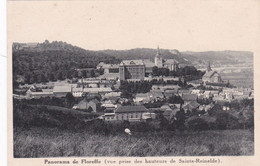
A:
[216, 112, 240, 130]
[187, 118, 209, 131]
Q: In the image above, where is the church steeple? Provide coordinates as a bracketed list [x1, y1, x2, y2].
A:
[156, 45, 161, 57]
[155, 45, 163, 67]
[207, 61, 212, 72]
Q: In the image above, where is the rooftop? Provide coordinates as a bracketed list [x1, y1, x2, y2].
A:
[115, 105, 149, 113]
[53, 86, 72, 93]
[120, 60, 144, 66]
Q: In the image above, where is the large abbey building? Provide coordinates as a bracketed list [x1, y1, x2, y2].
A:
[119, 60, 145, 81]
[98, 46, 180, 81]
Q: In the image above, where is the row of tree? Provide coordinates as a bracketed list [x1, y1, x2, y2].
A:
[119, 79, 188, 98]
[151, 66, 205, 81]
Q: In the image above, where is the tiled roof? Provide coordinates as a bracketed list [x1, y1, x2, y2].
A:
[72, 87, 83, 92]
[120, 60, 144, 66]
[182, 94, 197, 101]
[83, 87, 112, 93]
[183, 101, 200, 110]
[42, 89, 53, 92]
[98, 73, 119, 79]
[135, 93, 149, 98]
[203, 71, 219, 79]
[115, 105, 149, 113]
[142, 59, 155, 68]
[53, 86, 72, 93]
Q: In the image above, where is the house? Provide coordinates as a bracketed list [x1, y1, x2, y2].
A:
[178, 89, 190, 95]
[103, 92, 122, 99]
[102, 64, 120, 74]
[83, 87, 112, 94]
[142, 59, 155, 74]
[98, 73, 120, 80]
[53, 85, 72, 97]
[85, 93, 101, 101]
[161, 104, 180, 121]
[191, 89, 204, 95]
[213, 95, 226, 103]
[118, 98, 129, 104]
[112, 105, 151, 121]
[106, 96, 119, 104]
[149, 92, 164, 101]
[204, 91, 212, 98]
[87, 83, 99, 88]
[72, 87, 83, 97]
[181, 94, 197, 103]
[101, 100, 117, 109]
[72, 99, 100, 112]
[182, 101, 200, 112]
[96, 62, 105, 69]
[198, 103, 214, 112]
[134, 93, 150, 103]
[164, 89, 178, 98]
[26, 89, 53, 98]
[160, 104, 173, 112]
[134, 92, 164, 103]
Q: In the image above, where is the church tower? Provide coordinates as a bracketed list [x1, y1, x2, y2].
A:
[207, 61, 212, 72]
[154, 46, 163, 67]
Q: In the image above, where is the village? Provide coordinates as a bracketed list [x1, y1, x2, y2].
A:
[13, 47, 254, 125]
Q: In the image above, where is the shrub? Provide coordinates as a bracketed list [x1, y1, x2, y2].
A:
[187, 118, 209, 131]
[216, 112, 240, 130]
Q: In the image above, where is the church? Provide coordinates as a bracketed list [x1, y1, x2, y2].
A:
[154, 46, 179, 72]
[202, 62, 222, 83]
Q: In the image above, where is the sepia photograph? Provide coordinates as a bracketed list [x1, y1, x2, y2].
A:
[7, 0, 260, 164]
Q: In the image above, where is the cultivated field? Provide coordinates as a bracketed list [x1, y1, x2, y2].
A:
[220, 71, 254, 88]
[13, 127, 254, 157]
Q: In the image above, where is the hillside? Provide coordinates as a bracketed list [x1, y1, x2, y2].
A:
[12, 41, 121, 85]
[99, 48, 190, 64]
[181, 50, 253, 67]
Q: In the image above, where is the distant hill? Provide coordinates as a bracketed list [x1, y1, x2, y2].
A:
[99, 48, 191, 64]
[181, 50, 253, 67]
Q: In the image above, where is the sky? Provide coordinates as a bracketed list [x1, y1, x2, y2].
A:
[7, 0, 260, 51]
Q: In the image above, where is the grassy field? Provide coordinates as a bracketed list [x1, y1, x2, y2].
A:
[220, 71, 253, 88]
[13, 127, 254, 157]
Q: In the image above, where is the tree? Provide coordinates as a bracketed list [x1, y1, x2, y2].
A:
[152, 66, 158, 76]
[48, 73, 55, 81]
[168, 95, 184, 104]
[73, 70, 79, 78]
[40, 74, 47, 83]
[65, 93, 75, 107]
[187, 118, 209, 131]
[174, 109, 186, 131]
[82, 70, 87, 78]
[90, 70, 95, 77]
[57, 71, 63, 80]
